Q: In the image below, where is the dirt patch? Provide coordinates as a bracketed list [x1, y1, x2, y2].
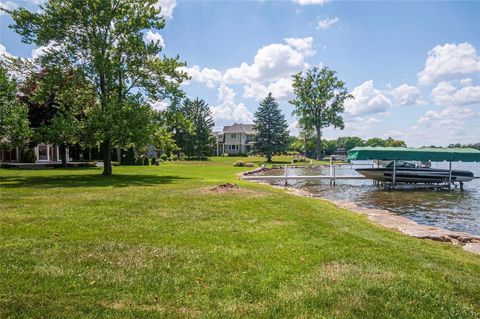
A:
[202, 183, 265, 197]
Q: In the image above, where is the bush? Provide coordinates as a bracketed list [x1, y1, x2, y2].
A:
[121, 147, 136, 165]
[135, 157, 143, 165]
[150, 157, 156, 166]
[160, 153, 168, 161]
[172, 155, 179, 161]
[167, 156, 172, 161]
[22, 147, 36, 163]
[233, 160, 246, 167]
[222, 153, 229, 157]
[143, 156, 149, 166]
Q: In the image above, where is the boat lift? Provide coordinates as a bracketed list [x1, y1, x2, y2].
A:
[347, 147, 480, 190]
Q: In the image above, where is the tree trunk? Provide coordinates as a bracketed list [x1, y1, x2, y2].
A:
[315, 126, 322, 160]
[102, 139, 112, 176]
[267, 153, 272, 163]
[60, 143, 67, 167]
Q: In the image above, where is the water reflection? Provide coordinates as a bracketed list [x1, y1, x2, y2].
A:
[258, 162, 480, 235]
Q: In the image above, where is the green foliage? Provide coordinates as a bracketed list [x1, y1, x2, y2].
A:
[290, 66, 353, 159]
[254, 93, 289, 163]
[135, 157, 143, 166]
[180, 98, 215, 159]
[160, 153, 168, 161]
[121, 147, 136, 166]
[448, 143, 480, 150]
[172, 154, 179, 161]
[21, 147, 36, 163]
[150, 157, 157, 166]
[9, 0, 189, 175]
[0, 65, 31, 149]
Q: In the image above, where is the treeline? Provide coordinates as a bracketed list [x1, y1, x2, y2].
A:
[289, 136, 407, 157]
[422, 143, 480, 150]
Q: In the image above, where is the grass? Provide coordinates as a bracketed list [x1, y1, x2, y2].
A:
[1, 156, 479, 318]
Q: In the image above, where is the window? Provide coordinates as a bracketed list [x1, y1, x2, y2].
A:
[228, 145, 238, 150]
[231, 133, 236, 139]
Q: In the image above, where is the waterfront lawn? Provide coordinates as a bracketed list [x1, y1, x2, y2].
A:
[1, 157, 479, 318]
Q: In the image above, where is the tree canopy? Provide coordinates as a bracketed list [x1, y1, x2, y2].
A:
[290, 66, 353, 160]
[9, 0, 189, 175]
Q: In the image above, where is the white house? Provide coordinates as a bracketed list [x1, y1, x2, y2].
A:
[0, 144, 63, 163]
[215, 123, 256, 155]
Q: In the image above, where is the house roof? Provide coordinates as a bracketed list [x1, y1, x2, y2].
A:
[222, 123, 256, 134]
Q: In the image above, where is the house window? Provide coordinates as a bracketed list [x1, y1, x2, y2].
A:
[231, 133, 236, 139]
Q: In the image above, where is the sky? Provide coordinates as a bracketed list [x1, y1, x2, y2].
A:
[1, 0, 480, 146]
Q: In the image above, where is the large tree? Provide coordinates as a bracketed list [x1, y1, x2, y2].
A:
[181, 98, 214, 159]
[254, 93, 289, 162]
[0, 65, 31, 149]
[290, 67, 353, 160]
[9, 0, 188, 175]
[18, 67, 95, 166]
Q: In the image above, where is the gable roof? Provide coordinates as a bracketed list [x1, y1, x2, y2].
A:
[223, 123, 256, 134]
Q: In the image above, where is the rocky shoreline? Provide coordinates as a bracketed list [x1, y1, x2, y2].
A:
[239, 168, 480, 255]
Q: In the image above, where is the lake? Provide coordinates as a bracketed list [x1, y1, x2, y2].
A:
[256, 162, 480, 236]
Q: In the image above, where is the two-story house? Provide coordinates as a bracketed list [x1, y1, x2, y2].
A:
[215, 123, 256, 155]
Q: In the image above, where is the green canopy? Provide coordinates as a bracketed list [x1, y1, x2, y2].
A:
[347, 147, 480, 162]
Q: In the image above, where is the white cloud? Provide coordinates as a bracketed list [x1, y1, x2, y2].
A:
[0, 1, 18, 14]
[223, 39, 310, 84]
[243, 77, 293, 101]
[317, 17, 339, 30]
[460, 78, 473, 86]
[150, 100, 168, 111]
[181, 65, 223, 88]
[344, 80, 392, 116]
[417, 42, 480, 85]
[154, 0, 176, 18]
[0, 43, 12, 61]
[293, 0, 328, 5]
[144, 30, 165, 48]
[431, 81, 480, 106]
[284, 37, 316, 57]
[211, 84, 253, 123]
[390, 83, 422, 106]
[31, 41, 63, 60]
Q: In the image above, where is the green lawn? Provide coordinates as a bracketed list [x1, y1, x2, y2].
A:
[1, 157, 479, 318]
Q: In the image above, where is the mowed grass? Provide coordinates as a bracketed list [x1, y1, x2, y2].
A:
[1, 156, 479, 318]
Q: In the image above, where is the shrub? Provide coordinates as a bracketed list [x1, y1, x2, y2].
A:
[160, 153, 168, 161]
[222, 153, 229, 157]
[22, 147, 36, 163]
[121, 147, 135, 165]
[135, 157, 143, 165]
[167, 156, 172, 161]
[150, 157, 156, 166]
[172, 155, 179, 161]
[233, 160, 245, 167]
[143, 156, 149, 166]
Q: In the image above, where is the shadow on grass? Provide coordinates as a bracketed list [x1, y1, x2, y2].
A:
[0, 173, 190, 189]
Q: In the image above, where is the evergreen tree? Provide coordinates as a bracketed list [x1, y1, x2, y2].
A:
[181, 98, 214, 159]
[254, 93, 289, 162]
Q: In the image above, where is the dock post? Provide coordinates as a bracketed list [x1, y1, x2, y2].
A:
[333, 164, 336, 187]
[284, 164, 288, 186]
[448, 161, 452, 190]
[392, 160, 396, 187]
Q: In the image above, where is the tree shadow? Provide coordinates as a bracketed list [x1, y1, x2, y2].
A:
[0, 172, 190, 189]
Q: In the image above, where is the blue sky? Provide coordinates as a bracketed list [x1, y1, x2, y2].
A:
[1, 0, 479, 146]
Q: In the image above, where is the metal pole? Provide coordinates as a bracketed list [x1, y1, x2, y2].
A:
[392, 160, 396, 187]
[284, 164, 288, 186]
[448, 161, 452, 190]
[333, 164, 336, 187]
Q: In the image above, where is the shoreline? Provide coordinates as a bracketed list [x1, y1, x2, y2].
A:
[239, 168, 480, 255]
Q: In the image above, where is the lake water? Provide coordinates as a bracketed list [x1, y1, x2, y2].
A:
[256, 162, 480, 236]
